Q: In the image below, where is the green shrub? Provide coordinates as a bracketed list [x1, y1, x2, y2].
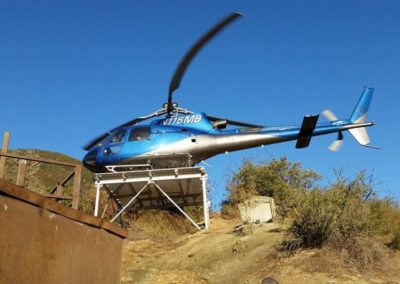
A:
[282, 172, 373, 249]
[225, 157, 400, 268]
[225, 157, 321, 219]
[280, 170, 400, 269]
[288, 189, 335, 248]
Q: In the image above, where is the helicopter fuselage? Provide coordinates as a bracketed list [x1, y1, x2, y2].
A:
[83, 111, 374, 172]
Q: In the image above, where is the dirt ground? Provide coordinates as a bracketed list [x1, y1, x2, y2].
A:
[121, 217, 400, 284]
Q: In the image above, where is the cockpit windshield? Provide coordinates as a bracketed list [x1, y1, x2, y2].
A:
[110, 130, 126, 144]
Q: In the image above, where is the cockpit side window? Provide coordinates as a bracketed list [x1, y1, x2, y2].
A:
[128, 127, 151, 141]
[110, 130, 126, 144]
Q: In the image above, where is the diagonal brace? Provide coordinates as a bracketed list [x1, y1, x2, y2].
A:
[152, 182, 201, 231]
[110, 183, 149, 223]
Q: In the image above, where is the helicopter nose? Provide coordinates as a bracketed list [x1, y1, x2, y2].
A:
[83, 150, 98, 169]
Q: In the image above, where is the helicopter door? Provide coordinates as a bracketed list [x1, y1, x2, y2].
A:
[127, 127, 153, 156]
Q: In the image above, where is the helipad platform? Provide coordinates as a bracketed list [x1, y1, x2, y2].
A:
[93, 166, 210, 230]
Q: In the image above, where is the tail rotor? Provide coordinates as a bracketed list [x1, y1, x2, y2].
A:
[322, 87, 379, 151]
[328, 131, 343, 151]
[322, 109, 343, 151]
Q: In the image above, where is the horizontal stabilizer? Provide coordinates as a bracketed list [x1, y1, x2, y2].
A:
[296, 115, 319, 148]
[349, 127, 370, 145]
[349, 126, 380, 149]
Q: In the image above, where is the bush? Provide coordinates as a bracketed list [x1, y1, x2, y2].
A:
[280, 170, 400, 268]
[224, 157, 321, 219]
[224, 156, 400, 269]
[287, 189, 335, 248]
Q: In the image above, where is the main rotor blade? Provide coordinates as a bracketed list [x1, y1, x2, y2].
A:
[82, 132, 111, 151]
[83, 110, 167, 151]
[207, 115, 262, 128]
[168, 12, 242, 110]
[82, 117, 146, 151]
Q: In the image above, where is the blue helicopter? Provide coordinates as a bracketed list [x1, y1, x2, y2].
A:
[83, 12, 378, 173]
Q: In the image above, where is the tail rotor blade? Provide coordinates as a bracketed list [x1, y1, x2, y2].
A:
[328, 131, 344, 152]
[329, 140, 343, 151]
[322, 109, 338, 121]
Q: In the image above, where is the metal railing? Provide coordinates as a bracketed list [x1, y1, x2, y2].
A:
[0, 132, 81, 210]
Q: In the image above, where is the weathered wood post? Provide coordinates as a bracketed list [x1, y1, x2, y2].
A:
[16, 159, 27, 187]
[0, 132, 10, 179]
[71, 164, 81, 210]
[56, 183, 64, 195]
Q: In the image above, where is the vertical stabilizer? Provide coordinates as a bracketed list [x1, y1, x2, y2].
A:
[350, 87, 374, 123]
[348, 87, 379, 148]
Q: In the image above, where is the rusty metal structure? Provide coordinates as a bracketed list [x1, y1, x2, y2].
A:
[0, 178, 127, 284]
[0, 132, 81, 209]
[0, 131, 127, 284]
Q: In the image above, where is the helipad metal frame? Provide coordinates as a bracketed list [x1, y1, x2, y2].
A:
[93, 166, 210, 230]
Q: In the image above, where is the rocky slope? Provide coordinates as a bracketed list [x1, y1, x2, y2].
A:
[121, 217, 400, 284]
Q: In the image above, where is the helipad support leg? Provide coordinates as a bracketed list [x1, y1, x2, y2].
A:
[202, 175, 210, 229]
[94, 183, 101, 217]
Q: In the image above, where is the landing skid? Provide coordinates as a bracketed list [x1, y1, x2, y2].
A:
[105, 164, 152, 173]
[104, 153, 195, 173]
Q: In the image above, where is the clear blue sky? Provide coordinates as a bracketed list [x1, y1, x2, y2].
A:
[1, 1, 399, 209]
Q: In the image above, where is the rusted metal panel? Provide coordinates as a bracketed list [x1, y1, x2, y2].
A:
[0, 193, 125, 284]
[0, 179, 127, 238]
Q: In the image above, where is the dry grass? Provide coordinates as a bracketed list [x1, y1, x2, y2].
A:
[271, 241, 398, 282]
[337, 237, 389, 270]
[128, 209, 197, 243]
[122, 217, 400, 284]
[220, 202, 240, 219]
[300, 237, 390, 273]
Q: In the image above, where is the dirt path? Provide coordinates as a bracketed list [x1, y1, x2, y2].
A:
[121, 218, 400, 284]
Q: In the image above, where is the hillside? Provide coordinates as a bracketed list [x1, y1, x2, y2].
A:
[121, 217, 400, 284]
